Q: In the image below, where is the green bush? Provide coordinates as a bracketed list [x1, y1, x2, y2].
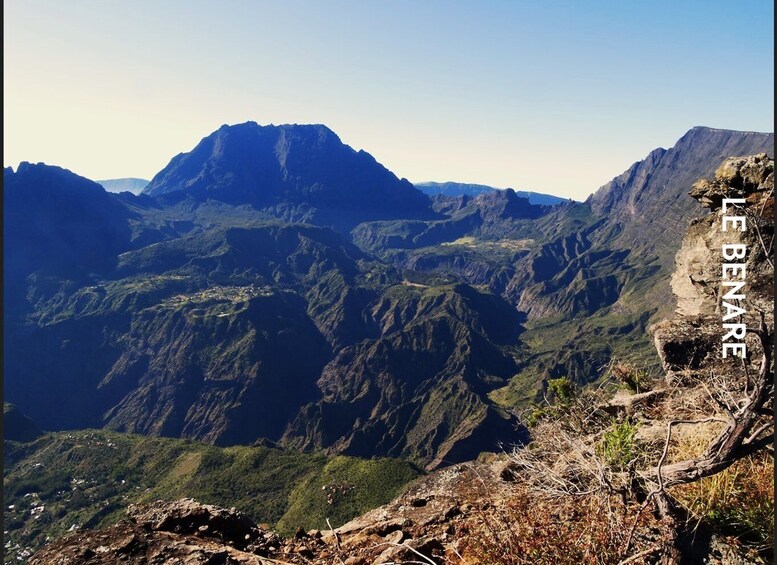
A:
[598, 420, 638, 470]
[525, 405, 547, 427]
[548, 377, 576, 407]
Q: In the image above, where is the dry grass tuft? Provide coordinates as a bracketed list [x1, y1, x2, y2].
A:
[671, 453, 774, 552]
[457, 484, 663, 564]
[664, 419, 728, 464]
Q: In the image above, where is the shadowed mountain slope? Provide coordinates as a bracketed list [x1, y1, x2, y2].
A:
[4, 124, 773, 474]
[143, 122, 435, 233]
[587, 126, 775, 261]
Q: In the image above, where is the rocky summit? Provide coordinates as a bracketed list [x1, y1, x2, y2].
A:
[142, 122, 435, 232]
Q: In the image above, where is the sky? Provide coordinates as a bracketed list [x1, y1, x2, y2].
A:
[4, 1, 774, 200]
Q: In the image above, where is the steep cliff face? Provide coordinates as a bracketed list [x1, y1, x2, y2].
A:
[507, 127, 774, 320]
[101, 291, 332, 445]
[588, 127, 774, 261]
[652, 152, 774, 373]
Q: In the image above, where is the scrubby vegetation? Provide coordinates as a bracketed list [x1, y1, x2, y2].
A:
[460, 483, 662, 564]
[672, 451, 774, 552]
[503, 349, 774, 562]
[450, 359, 773, 564]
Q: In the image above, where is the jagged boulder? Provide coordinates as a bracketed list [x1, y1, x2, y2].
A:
[689, 153, 774, 208]
[127, 498, 261, 549]
[29, 522, 272, 564]
[30, 499, 326, 564]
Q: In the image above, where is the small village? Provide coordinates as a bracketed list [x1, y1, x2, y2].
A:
[161, 284, 274, 310]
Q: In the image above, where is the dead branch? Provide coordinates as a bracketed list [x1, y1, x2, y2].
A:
[326, 517, 346, 565]
[638, 324, 773, 489]
[617, 544, 661, 565]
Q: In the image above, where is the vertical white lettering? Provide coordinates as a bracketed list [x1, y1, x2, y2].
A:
[722, 244, 746, 261]
[722, 198, 746, 213]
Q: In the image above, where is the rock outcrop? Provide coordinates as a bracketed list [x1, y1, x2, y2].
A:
[30, 463, 515, 564]
[30, 499, 304, 564]
[653, 153, 774, 373]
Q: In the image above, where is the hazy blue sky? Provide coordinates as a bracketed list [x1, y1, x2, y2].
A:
[4, 0, 774, 199]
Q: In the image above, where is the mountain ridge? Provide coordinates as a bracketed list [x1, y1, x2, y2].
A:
[97, 177, 149, 194]
[414, 181, 568, 206]
[4, 123, 773, 474]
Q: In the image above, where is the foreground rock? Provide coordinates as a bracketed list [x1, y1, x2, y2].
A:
[30, 499, 323, 564]
[30, 465, 511, 564]
[654, 152, 774, 374]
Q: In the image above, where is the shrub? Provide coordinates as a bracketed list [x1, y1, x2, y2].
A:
[598, 420, 638, 470]
[547, 377, 576, 406]
[524, 404, 546, 428]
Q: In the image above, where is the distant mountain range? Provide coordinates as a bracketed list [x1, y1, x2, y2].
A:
[95, 178, 567, 205]
[97, 177, 149, 194]
[414, 181, 569, 206]
[4, 122, 773, 471]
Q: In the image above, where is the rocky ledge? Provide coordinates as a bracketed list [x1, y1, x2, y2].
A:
[30, 461, 515, 564]
[30, 499, 291, 564]
[653, 153, 774, 376]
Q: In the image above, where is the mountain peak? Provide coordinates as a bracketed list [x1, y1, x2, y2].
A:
[675, 125, 775, 149]
[214, 121, 339, 137]
[586, 127, 773, 260]
[143, 122, 433, 232]
[686, 125, 773, 135]
[6, 161, 108, 195]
